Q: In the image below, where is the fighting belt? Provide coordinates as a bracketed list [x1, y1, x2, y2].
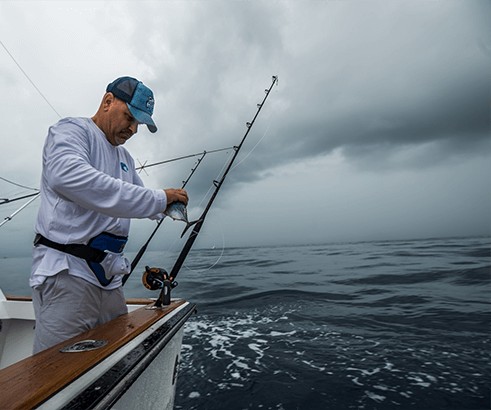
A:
[34, 232, 129, 286]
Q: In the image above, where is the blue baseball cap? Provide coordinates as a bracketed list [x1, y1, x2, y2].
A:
[106, 76, 157, 133]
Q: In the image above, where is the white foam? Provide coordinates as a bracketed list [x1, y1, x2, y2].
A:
[352, 377, 364, 386]
[365, 390, 386, 403]
[301, 359, 325, 372]
[270, 330, 297, 337]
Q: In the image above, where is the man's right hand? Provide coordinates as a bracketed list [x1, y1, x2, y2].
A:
[164, 188, 188, 206]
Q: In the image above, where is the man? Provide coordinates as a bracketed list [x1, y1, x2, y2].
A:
[30, 76, 188, 353]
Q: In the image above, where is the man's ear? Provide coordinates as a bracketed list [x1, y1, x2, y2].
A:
[102, 92, 115, 111]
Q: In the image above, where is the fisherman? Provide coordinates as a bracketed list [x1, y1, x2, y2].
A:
[30, 76, 188, 354]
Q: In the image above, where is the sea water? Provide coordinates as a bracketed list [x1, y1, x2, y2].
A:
[1, 236, 489, 409]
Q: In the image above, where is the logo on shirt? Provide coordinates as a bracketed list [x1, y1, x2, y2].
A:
[120, 162, 129, 172]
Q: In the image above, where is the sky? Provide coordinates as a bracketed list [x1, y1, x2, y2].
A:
[0, 0, 490, 257]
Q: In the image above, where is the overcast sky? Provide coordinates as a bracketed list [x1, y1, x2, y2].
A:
[0, 0, 490, 257]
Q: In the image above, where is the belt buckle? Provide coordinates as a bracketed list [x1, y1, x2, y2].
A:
[33, 233, 42, 246]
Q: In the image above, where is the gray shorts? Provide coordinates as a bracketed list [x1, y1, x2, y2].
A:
[32, 270, 128, 354]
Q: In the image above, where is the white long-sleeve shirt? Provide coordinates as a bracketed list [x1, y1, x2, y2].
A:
[31, 117, 167, 289]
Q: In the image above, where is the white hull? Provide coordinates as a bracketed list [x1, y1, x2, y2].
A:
[0, 295, 35, 369]
[0, 289, 195, 409]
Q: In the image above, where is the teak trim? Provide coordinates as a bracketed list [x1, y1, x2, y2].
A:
[0, 299, 185, 409]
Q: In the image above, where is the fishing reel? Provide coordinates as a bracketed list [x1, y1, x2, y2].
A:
[142, 266, 178, 307]
[142, 266, 177, 290]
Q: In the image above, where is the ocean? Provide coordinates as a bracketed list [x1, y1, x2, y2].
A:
[1, 236, 490, 409]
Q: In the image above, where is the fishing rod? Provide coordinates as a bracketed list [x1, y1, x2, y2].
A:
[0, 177, 40, 227]
[0, 193, 40, 228]
[0, 177, 40, 206]
[0, 192, 39, 205]
[150, 75, 278, 307]
[122, 149, 214, 285]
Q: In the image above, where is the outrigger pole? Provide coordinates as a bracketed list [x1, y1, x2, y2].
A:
[153, 75, 278, 307]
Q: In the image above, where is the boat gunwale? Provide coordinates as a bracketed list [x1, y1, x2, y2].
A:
[52, 301, 197, 410]
[0, 298, 195, 409]
[4, 294, 158, 305]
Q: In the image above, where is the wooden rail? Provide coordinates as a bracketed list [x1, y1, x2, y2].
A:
[0, 299, 185, 409]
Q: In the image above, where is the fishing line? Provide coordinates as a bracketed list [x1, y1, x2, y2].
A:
[0, 177, 40, 206]
[152, 150, 233, 274]
[0, 177, 39, 192]
[1, 39, 61, 225]
[182, 227, 226, 274]
[124, 148, 230, 284]
[180, 153, 235, 272]
[196, 149, 235, 209]
[0, 186, 40, 224]
[135, 146, 233, 172]
[230, 87, 279, 171]
[231, 119, 273, 171]
[153, 76, 279, 307]
[0, 40, 62, 119]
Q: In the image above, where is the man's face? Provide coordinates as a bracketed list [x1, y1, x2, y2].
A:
[105, 97, 139, 146]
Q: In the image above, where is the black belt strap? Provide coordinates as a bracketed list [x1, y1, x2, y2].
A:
[34, 233, 106, 263]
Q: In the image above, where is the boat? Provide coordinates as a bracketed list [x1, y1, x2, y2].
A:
[0, 288, 196, 409]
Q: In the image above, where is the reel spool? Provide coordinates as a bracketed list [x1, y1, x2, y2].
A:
[142, 266, 167, 290]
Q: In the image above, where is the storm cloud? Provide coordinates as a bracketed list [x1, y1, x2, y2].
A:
[0, 0, 489, 254]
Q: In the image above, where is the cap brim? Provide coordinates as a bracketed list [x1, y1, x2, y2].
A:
[127, 104, 158, 133]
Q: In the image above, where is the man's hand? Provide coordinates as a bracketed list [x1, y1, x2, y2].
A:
[164, 188, 188, 206]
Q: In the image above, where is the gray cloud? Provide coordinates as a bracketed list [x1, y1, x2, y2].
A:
[141, 0, 490, 188]
[0, 0, 489, 254]
[131, 0, 491, 207]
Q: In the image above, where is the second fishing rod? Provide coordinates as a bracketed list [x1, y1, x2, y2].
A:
[147, 75, 279, 307]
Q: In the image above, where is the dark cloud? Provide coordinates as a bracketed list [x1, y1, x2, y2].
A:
[221, 1, 491, 176]
[1, 0, 489, 252]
